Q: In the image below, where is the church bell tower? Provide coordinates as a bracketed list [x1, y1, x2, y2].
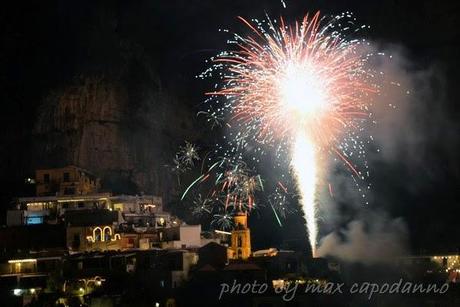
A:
[230, 212, 251, 260]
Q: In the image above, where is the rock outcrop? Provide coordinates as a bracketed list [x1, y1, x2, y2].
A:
[33, 75, 198, 201]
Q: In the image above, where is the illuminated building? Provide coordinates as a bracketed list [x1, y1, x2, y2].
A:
[67, 223, 122, 252]
[430, 254, 460, 273]
[120, 231, 159, 249]
[7, 258, 38, 274]
[252, 248, 279, 257]
[35, 165, 100, 196]
[63, 276, 105, 297]
[398, 253, 460, 283]
[7, 193, 163, 227]
[158, 224, 202, 249]
[7, 193, 111, 226]
[228, 212, 251, 260]
[1, 164, 209, 305]
[111, 194, 168, 228]
[0, 256, 63, 305]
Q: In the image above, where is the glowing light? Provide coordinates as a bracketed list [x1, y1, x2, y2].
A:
[90, 226, 120, 242]
[279, 64, 329, 121]
[8, 258, 36, 264]
[215, 229, 232, 235]
[13, 289, 23, 296]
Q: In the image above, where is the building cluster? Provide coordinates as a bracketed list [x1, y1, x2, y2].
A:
[5, 166, 195, 253]
[0, 166, 311, 307]
[2, 166, 458, 306]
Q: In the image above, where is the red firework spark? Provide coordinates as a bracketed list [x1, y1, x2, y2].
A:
[208, 12, 376, 174]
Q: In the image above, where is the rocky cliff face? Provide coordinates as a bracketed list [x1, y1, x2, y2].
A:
[33, 75, 198, 201]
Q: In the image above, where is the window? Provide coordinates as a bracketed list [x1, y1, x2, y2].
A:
[63, 172, 70, 182]
[26, 216, 43, 225]
[78, 202, 84, 208]
[237, 236, 242, 247]
[44, 174, 50, 183]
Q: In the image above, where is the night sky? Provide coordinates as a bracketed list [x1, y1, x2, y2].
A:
[1, 0, 459, 254]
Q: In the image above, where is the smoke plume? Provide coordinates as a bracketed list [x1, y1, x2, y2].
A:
[316, 43, 456, 263]
[316, 213, 408, 264]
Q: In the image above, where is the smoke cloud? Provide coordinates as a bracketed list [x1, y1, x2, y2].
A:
[316, 213, 408, 264]
[368, 44, 458, 178]
[316, 43, 457, 263]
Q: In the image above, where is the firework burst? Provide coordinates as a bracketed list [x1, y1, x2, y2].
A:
[192, 194, 213, 218]
[211, 213, 234, 230]
[178, 141, 200, 167]
[202, 11, 376, 256]
[210, 12, 373, 153]
[214, 159, 263, 210]
[179, 153, 264, 230]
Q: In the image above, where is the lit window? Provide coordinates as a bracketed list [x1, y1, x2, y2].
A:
[26, 216, 43, 225]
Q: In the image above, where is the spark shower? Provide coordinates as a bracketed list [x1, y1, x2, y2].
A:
[202, 11, 376, 256]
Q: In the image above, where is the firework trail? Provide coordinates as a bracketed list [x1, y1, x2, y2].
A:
[268, 182, 295, 224]
[202, 12, 375, 256]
